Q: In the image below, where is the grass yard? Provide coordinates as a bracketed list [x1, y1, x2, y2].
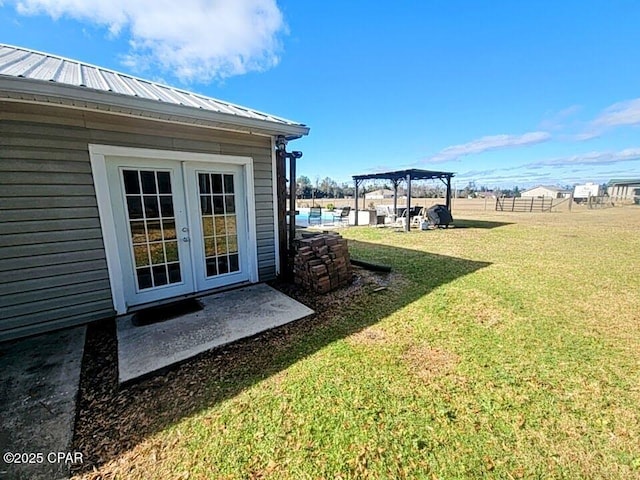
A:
[73, 207, 640, 480]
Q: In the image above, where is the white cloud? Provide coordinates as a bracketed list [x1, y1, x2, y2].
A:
[538, 105, 582, 131]
[12, 0, 285, 83]
[577, 98, 640, 139]
[525, 148, 640, 168]
[451, 148, 640, 188]
[592, 98, 640, 128]
[427, 131, 551, 163]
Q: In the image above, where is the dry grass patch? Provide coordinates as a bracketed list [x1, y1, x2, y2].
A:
[450, 287, 512, 328]
[347, 326, 388, 346]
[402, 343, 460, 381]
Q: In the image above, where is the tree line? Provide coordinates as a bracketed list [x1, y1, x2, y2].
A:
[295, 176, 528, 199]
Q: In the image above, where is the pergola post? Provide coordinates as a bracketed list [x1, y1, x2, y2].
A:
[392, 179, 399, 219]
[405, 173, 412, 232]
[446, 175, 452, 212]
[354, 179, 360, 226]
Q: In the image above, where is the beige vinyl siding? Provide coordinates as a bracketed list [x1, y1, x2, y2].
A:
[0, 101, 277, 341]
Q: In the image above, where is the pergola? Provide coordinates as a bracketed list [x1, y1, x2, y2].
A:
[352, 168, 455, 231]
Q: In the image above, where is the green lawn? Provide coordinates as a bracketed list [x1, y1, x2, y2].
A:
[76, 207, 640, 480]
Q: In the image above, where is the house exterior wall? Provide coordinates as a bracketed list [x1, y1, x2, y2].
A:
[521, 186, 560, 198]
[364, 189, 394, 200]
[0, 101, 276, 341]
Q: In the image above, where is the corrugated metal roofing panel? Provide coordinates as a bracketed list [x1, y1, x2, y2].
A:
[54, 60, 80, 85]
[0, 43, 306, 130]
[81, 64, 109, 90]
[27, 56, 64, 81]
[0, 49, 32, 76]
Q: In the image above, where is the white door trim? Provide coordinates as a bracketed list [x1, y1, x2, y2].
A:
[89, 144, 259, 314]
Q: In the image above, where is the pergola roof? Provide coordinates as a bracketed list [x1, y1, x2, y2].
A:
[353, 168, 455, 182]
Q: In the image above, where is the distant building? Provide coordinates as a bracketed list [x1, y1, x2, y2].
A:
[521, 185, 572, 198]
[573, 182, 604, 201]
[608, 179, 640, 204]
[477, 190, 497, 199]
[365, 188, 395, 200]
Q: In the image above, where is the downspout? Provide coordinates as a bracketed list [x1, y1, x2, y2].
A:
[288, 151, 297, 254]
[275, 142, 288, 278]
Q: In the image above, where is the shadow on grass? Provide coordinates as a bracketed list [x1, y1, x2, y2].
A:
[452, 218, 514, 229]
[71, 241, 491, 475]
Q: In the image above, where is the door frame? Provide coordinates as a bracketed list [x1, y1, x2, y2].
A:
[89, 144, 259, 315]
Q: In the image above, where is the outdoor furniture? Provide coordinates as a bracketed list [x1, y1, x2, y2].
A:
[412, 207, 428, 226]
[409, 206, 423, 223]
[332, 206, 351, 225]
[352, 169, 455, 232]
[308, 206, 322, 226]
[392, 206, 422, 228]
[375, 205, 394, 225]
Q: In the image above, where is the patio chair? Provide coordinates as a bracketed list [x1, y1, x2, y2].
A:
[409, 206, 424, 224]
[308, 206, 322, 226]
[332, 206, 351, 225]
[412, 207, 427, 226]
[390, 207, 407, 228]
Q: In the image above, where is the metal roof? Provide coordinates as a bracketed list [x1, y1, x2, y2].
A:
[0, 43, 308, 137]
[608, 178, 640, 186]
[522, 185, 567, 192]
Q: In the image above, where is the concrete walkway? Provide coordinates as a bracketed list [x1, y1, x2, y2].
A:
[117, 283, 314, 384]
[0, 327, 86, 480]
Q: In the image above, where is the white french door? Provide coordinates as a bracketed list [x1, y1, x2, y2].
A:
[104, 156, 253, 309]
[184, 162, 250, 291]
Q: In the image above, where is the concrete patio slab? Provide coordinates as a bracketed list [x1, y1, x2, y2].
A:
[117, 283, 314, 384]
[0, 326, 86, 480]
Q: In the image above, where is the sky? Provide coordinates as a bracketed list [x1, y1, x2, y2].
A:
[2, 0, 640, 189]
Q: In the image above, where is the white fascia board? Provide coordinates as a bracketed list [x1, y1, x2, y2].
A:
[0, 76, 310, 138]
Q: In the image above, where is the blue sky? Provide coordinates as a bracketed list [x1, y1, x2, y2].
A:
[3, 0, 640, 189]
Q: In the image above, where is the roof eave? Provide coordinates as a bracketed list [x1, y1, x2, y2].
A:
[0, 76, 310, 138]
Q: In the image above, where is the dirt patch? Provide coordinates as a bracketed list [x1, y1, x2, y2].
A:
[347, 326, 388, 346]
[402, 344, 460, 381]
[70, 269, 396, 478]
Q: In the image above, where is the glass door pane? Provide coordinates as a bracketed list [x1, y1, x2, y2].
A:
[197, 173, 240, 278]
[122, 169, 182, 291]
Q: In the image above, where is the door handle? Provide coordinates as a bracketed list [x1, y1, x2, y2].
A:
[181, 227, 189, 232]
